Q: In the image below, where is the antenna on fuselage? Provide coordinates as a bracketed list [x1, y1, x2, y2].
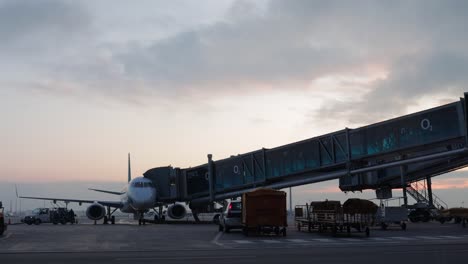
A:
[128, 153, 132, 183]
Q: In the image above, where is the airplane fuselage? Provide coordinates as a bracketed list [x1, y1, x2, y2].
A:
[120, 177, 157, 214]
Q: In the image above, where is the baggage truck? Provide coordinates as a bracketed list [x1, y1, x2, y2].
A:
[242, 188, 287, 236]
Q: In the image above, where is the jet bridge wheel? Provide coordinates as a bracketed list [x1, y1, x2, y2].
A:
[401, 222, 407, 231]
[111, 216, 115, 225]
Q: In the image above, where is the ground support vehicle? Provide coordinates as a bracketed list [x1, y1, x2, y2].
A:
[375, 206, 408, 230]
[295, 199, 377, 237]
[438, 208, 468, 227]
[242, 188, 287, 236]
[219, 200, 242, 233]
[0, 202, 6, 235]
[23, 207, 76, 225]
[51, 208, 76, 225]
[407, 202, 440, 223]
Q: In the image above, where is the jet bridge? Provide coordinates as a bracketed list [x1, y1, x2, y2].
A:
[144, 93, 468, 209]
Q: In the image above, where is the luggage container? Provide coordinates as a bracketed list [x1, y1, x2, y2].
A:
[242, 188, 287, 236]
[375, 205, 408, 230]
[295, 199, 377, 237]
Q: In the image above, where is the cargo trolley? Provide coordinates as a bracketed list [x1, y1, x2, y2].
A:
[295, 200, 376, 237]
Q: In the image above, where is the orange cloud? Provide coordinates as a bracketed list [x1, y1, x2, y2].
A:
[298, 186, 342, 194]
[432, 178, 468, 190]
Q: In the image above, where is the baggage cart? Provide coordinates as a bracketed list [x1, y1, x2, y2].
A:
[295, 199, 377, 237]
[439, 208, 468, 227]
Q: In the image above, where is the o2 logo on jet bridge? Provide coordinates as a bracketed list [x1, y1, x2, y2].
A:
[400, 118, 433, 137]
[233, 165, 240, 174]
[203, 165, 242, 180]
[420, 118, 433, 132]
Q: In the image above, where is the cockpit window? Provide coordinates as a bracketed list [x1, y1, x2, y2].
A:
[132, 182, 143, 188]
[132, 181, 154, 188]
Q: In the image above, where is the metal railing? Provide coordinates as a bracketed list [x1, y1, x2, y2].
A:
[406, 180, 448, 209]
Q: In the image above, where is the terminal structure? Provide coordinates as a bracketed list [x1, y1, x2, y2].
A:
[144, 93, 468, 214]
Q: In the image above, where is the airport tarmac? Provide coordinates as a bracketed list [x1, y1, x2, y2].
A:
[1, 221, 467, 263]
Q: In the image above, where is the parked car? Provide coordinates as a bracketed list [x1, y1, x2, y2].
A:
[218, 200, 242, 233]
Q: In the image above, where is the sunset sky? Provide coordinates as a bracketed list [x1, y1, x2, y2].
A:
[1, 0, 468, 209]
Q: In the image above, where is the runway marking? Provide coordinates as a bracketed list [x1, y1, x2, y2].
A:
[211, 232, 224, 247]
[261, 240, 282, 243]
[0, 232, 12, 240]
[310, 238, 333, 242]
[340, 238, 362, 242]
[287, 239, 309, 243]
[369, 237, 390, 241]
[415, 236, 442, 240]
[234, 240, 254, 244]
[390, 237, 416, 241]
[116, 255, 255, 261]
[437, 236, 462, 239]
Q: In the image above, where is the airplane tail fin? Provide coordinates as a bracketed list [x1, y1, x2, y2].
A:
[128, 153, 132, 183]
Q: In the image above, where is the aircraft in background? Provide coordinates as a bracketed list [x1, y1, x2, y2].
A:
[17, 154, 182, 225]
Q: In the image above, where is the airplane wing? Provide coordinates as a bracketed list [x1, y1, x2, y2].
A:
[18, 196, 123, 208]
[88, 188, 125, 195]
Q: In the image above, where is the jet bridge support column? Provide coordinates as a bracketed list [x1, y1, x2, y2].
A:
[208, 154, 214, 204]
[427, 176, 434, 208]
[400, 165, 408, 207]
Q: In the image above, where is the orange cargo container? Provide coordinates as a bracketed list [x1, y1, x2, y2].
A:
[241, 188, 287, 236]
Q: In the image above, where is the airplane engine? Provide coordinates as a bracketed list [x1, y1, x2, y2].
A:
[86, 203, 106, 220]
[167, 203, 186, 219]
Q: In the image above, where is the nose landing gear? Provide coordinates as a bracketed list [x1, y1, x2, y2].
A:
[138, 212, 146, 226]
[103, 206, 117, 225]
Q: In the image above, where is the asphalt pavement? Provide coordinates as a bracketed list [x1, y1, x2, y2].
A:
[1, 221, 467, 263]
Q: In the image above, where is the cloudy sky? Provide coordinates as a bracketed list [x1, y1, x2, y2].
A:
[1, 0, 468, 209]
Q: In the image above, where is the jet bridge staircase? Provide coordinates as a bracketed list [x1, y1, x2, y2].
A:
[406, 180, 448, 209]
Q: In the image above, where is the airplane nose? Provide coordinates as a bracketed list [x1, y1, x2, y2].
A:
[130, 190, 154, 209]
[132, 197, 147, 209]
[132, 199, 143, 209]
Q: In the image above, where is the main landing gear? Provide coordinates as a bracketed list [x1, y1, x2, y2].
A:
[103, 206, 117, 225]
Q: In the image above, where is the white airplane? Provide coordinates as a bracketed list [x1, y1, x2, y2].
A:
[18, 154, 186, 225]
